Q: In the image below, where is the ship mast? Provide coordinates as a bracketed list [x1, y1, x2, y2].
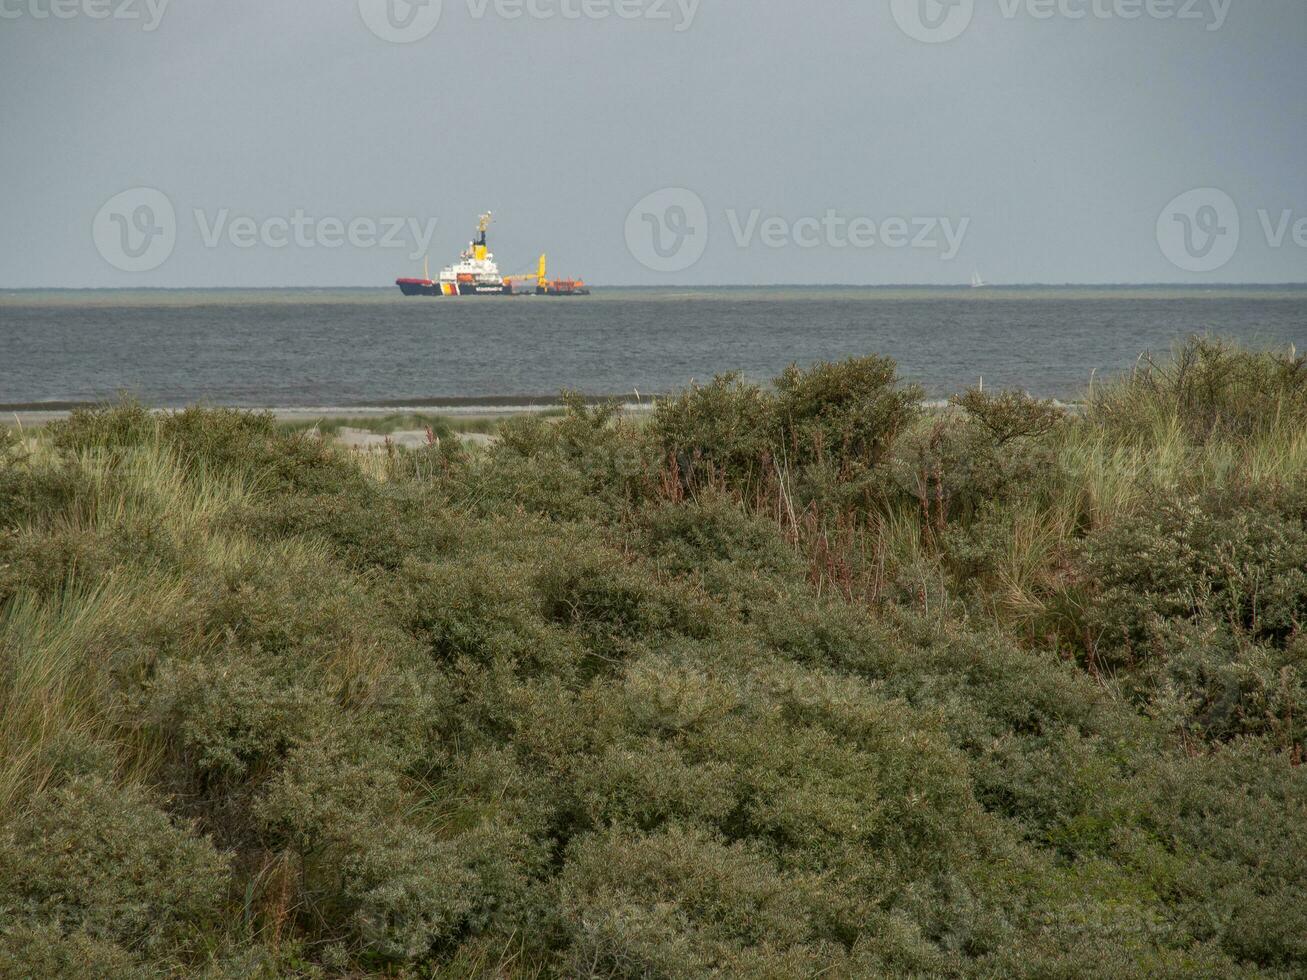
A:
[473, 212, 492, 261]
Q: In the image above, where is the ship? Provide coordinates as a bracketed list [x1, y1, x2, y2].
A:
[396, 212, 590, 297]
[396, 213, 510, 296]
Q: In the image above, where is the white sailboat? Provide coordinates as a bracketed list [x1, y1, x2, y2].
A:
[970, 270, 987, 289]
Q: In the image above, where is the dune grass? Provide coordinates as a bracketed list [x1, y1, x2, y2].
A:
[1, 337, 1305, 977]
[275, 412, 504, 441]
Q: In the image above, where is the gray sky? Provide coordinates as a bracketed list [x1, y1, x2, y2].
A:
[1, 0, 1304, 287]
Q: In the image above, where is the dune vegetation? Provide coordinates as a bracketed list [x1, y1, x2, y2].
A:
[1, 336, 1304, 977]
[273, 412, 503, 442]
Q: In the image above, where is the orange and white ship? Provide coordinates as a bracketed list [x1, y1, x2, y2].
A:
[396, 212, 509, 296]
[396, 212, 589, 297]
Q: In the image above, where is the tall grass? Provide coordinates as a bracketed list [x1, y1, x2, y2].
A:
[950, 338, 1307, 637]
[0, 431, 261, 810]
[0, 572, 189, 812]
[63, 442, 252, 534]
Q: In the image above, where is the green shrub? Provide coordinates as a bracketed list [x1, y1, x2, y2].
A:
[486, 395, 658, 520]
[0, 777, 230, 960]
[0, 922, 147, 980]
[886, 397, 1065, 544]
[50, 401, 361, 502]
[0, 449, 85, 532]
[143, 651, 338, 789]
[243, 482, 463, 571]
[0, 526, 121, 603]
[534, 543, 716, 656]
[1080, 497, 1307, 660]
[558, 825, 829, 974]
[397, 550, 559, 668]
[46, 399, 157, 453]
[952, 385, 1065, 447]
[651, 358, 922, 515]
[652, 372, 778, 487]
[631, 492, 808, 606]
[1136, 743, 1307, 969]
[571, 742, 737, 830]
[773, 354, 923, 470]
[1140, 620, 1306, 750]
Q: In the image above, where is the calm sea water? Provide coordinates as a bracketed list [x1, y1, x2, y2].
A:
[1, 287, 1304, 409]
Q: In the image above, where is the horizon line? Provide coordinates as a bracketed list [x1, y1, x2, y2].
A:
[4, 281, 1307, 292]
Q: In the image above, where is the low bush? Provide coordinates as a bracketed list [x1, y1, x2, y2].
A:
[0, 777, 230, 968]
[653, 356, 922, 502]
[1141, 621, 1307, 750]
[1080, 496, 1307, 658]
[652, 372, 778, 488]
[773, 353, 923, 470]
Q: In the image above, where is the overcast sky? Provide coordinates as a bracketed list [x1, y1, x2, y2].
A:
[1, 0, 1304, 287]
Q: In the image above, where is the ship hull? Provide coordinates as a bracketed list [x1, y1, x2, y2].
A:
[395, 279, 511, 297]
[396, 279, 439, 296]
[396, 281, 591, 297]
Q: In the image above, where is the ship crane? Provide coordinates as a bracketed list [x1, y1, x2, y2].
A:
[503, 254, 589, 296]
[504, 254, 550, 292]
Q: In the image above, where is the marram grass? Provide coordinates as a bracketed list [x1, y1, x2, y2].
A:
[0, 337, 1304, 977]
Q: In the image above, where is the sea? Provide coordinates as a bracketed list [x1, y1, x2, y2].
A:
[2, 286, 1304, 410]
